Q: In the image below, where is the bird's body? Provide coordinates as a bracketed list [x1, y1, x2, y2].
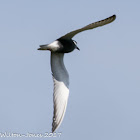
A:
[39, 38, 78, 53]
[38, 15, 116, 132]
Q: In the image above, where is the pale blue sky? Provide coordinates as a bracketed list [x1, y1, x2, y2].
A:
[0, 0, 140, 140]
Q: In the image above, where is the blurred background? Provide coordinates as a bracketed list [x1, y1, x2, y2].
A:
[0, 0, 140, 140]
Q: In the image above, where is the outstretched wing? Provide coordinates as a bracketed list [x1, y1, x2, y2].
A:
[51, 52, 69, 132]
[60, 15, 116, 39]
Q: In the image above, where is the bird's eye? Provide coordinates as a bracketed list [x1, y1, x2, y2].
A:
[73, 40, 77, 45]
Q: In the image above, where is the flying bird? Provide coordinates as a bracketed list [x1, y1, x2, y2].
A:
[38, 15, 116, 132]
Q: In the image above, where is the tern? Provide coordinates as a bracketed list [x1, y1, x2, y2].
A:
[38, 15, 116, 132]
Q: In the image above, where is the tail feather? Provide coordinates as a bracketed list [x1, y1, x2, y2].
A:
[38, 44, 48, 50]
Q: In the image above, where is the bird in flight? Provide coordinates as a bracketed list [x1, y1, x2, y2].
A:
[38, 15, 116, 132]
